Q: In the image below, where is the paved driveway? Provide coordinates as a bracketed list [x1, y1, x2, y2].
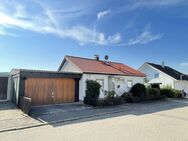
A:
[0, 101, 41, 132]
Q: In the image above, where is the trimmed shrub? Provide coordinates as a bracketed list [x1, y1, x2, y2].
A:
[173, 90, 182, 98]
[96, 90, 123, 106]
[97, 96, 123, 106]
[121, 92, 133, 102]
[130, 83, 146, 97]
[160, 88, 183, 98]
[104, 90, 116, 99]
[160, 88, 174, 97]
[147, 87, 160, 96]
[84, 80, 101, 106]
[113, 96, 123, 105]
[122, 87, 165, 103]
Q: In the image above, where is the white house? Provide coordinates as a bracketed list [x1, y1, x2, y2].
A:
[58, 55, 146, 100]
[139, 62, 188, 94]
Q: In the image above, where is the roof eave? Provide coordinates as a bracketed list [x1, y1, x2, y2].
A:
[83, 72, 145, 77]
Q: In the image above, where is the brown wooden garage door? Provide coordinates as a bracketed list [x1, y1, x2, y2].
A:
[25, 78, 75, 106]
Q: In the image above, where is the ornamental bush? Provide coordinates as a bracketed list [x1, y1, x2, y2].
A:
[104, 90, 116, 99]
[84, 80, 101, 106]
[97, 96, 123, 106]
[160, 88, 174, 97]
[160, 88, 182, 98]
[130, 83, 146, 97]
[147, 87, 160, 96]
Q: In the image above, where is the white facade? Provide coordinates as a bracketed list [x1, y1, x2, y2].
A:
[78, 74, 144, 100]
[61, 59, 145, 100]
[139, 63, 188, 92]
[61, 60, 81, 73]
[174, 81, 188, 95]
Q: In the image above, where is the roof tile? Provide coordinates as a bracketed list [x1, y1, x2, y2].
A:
[66, 56, 145, 77]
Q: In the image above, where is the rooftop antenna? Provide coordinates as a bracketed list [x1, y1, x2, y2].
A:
[104, 55, 109, 61]
[104, 55, 110, 65]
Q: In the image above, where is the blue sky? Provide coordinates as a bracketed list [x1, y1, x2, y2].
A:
[0, 0, 188, 73]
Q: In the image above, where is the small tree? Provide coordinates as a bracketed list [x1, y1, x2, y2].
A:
[130, 83, 146, 97]
[84, 80, 101, 106]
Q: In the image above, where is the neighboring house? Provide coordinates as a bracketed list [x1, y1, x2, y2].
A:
[139, 62, 188, 92]
[58, 55, 146, 100]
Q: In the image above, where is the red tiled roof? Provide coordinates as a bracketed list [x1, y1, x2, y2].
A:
[64, 56, 145, 77]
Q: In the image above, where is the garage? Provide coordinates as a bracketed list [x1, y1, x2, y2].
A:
[9, 69, 81, 106]
[25, 78, 75, 105]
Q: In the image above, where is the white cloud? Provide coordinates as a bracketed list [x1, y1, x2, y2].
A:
[108, 33, 121, 44]
[97, 10, 111, 20]
[180, 62, 188, 67]
[128, 0, 185, 10]
[117, 25, 162, 46]
[0, 1, 120, 45]
[128, 28, 162, 45]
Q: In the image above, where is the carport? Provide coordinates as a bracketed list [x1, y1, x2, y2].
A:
[9, 69, 81, 106]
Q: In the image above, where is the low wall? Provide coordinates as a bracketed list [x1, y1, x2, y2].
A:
[19, 97, 31, 115]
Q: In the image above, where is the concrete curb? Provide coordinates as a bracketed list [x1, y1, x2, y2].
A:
[0, 107, 130, 133]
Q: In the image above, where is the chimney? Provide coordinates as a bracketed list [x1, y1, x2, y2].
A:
[94, 55, 99, 61]
[162, 61, 165, 68]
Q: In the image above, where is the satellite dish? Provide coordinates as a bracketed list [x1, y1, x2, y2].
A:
[104, 55, 109, 61]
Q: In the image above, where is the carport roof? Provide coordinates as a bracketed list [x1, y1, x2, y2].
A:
[10, 69, 82, 79]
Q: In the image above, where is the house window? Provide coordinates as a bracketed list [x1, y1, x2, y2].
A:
[117, 78, 125, 89]
[154, 73, 159, 78]
[127, 80, 133, 88]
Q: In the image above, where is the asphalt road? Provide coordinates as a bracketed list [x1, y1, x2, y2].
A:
[1, 99, 188, 141]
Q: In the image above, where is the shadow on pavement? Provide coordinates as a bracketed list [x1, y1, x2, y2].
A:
[0, 101, 17, 110]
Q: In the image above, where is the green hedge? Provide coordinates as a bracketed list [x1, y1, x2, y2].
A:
[160, 88, 182, 98]
[84, 82, 169, 107]
[121, 86, 166, 103]
[97, 96, 123, 106]
[97, 90, 123, 106]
